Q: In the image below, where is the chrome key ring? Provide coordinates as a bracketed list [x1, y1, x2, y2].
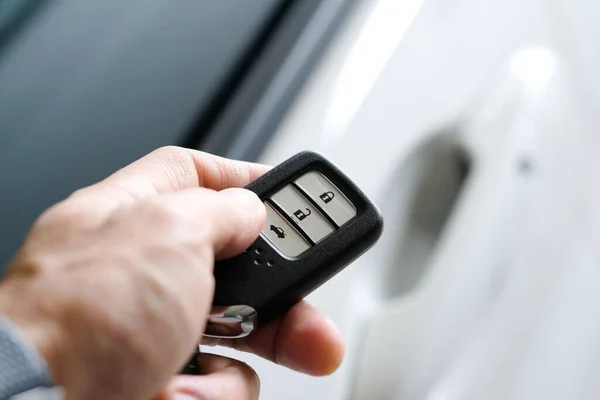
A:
[203, 305, 257, 339]
[180, 305, 257, 375]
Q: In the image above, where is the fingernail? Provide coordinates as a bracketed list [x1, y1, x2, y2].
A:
[222, 188, 262, 210]
[220, 188, 265, 225]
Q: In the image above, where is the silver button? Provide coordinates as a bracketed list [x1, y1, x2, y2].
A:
[262, 202, 310, 257]
[271, 185, 335, 243]
[295, 171, 357, 226]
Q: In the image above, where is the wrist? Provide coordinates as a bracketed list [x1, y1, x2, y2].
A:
[0, 277, 63, 388]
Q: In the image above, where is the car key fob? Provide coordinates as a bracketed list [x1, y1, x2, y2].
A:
[204, 150, 383, 339]
[180, 151, 383, 374]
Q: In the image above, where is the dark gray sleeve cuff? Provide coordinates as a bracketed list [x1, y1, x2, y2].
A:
[0, 318, 53, 399]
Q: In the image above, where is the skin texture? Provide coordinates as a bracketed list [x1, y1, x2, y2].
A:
[0, 147, 345, 400]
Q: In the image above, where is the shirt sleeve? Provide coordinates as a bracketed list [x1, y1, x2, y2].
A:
[0, 318, 53, 399]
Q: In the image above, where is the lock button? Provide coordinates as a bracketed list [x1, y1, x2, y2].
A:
[270, 185, 335, 243]
[295, 171, 357, 226]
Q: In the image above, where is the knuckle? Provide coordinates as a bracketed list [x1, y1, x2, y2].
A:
[133, 198, 214, 260]
[8, 249, 49, 277]
[151, 146, 198, 190]
[213, 156, 243, 188]
[152, 145, 185, 157]
[67, 187, 92, 201]
[33, 201, 85, 231]
[33, 197, 110, 238]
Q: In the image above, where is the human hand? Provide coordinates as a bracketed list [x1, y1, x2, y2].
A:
[0, 147, 344, 400]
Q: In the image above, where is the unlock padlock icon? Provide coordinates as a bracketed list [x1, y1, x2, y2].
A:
[319, 191, 335, 204]
[293, 208, 311, 221]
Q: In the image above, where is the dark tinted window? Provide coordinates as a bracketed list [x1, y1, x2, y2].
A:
[0, 0, 286, 268]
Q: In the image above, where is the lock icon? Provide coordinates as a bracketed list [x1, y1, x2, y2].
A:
[319, 191, 335, 204]
[293, 208, 311, 221]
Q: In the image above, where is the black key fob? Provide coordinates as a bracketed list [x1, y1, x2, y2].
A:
[204, 150, 383, 338]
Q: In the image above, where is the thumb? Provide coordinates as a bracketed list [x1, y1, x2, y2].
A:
[212, 188, 266, 259]
[156, 187, 266, 260]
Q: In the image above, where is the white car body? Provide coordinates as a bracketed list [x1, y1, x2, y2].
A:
[217, 0, 600, 399]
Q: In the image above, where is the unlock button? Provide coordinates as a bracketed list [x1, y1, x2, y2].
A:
[262, 202, 310, 257]
[271, 185, 335, 243]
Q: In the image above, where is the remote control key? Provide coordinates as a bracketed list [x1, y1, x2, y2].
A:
[208, 151, 383, 341]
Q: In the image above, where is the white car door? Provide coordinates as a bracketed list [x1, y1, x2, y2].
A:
[213, 0, 600, 399]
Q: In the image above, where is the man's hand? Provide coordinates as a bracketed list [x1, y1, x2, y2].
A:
[0, 147, 344, 400]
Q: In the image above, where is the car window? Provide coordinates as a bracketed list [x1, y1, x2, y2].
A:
[0, 0, 286, 270]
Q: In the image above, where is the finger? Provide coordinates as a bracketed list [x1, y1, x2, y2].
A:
[212, 188, 266, 260]
[153, 187, 266, 258]
[160, 354, 260, 400]
[77, 146, 270, 201]
[203, 301, 345, 376]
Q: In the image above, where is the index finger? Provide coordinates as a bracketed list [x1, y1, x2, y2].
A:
[82, 146, 271, 200]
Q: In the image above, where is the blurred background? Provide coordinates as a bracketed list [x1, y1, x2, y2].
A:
[1, 0, 599, 399]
